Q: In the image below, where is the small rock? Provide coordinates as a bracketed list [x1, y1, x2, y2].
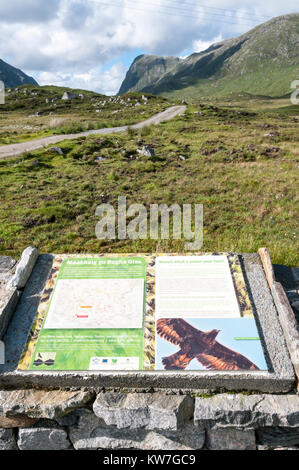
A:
[263, 132, 279, 137]
[137, 146, 155, 158]
[49, 147, 63, 155]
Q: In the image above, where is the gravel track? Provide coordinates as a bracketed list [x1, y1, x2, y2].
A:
[0, 105, 186, 160]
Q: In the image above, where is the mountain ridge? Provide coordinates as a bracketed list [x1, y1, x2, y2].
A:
[0, 58, 38, 88]
[118, 13, 299, 98]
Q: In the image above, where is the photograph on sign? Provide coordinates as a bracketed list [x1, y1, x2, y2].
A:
[156, 317, 267, 371]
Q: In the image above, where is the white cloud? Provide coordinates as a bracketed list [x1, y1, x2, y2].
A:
[193, 35, 223, 53]
[0, 0, 297, 94]
[37, 62, 126, 96]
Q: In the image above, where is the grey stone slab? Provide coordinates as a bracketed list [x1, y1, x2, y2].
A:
[0, 257, 17, 273]
[273, 447, 299, 450]
[0, 253, 295, 393]
[69, 409, 205, 450]
[18, 426, 71, 450]
[0, 254, 54, 372]
[206, 428, 256, 450]
[0, 389, 94, 419]
[56, 410, 81, 427]
[8, 246, 38, 289]
[0, 415, 38, 428]
[258, 445, 299, 450]
[271, 281, 299, 380]
[292, 268, 299, 284]
[273, 264, 297, 290]
[0, 428, 18, 450]
[194, 394, 299, 429]
[257, 427, 299, 447]
[93, 392, 194, 430]
[0, 287, 20, 339]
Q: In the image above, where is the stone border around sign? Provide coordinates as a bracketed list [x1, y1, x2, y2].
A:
[0, 248, 38, 340]
[0, 253, 295, 393]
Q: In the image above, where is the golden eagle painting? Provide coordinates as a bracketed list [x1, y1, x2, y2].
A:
[157, 318, 260, 371]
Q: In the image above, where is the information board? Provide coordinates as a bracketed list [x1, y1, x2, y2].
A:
[155, 256, 267, 371]
[19, 254, 267, 372]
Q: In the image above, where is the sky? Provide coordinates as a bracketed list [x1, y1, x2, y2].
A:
[0, 0, 298, 95]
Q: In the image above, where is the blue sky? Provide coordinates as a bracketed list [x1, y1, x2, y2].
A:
[156, 318, 268, 371]
[0, 0, 298, 95]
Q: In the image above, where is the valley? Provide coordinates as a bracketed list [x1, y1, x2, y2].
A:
[0, 87, 297, 265]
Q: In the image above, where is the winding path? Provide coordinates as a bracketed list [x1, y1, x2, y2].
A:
[0, 105, 186, 160]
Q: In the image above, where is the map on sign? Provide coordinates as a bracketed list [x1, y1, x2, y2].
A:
[44, 278, 144, 329]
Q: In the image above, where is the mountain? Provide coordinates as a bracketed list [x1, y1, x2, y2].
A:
[118, 13, 299, 98]
[118, 55, 181, 94]
[0, 58, 38, 88]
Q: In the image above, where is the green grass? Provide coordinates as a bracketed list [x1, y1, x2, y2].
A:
[162, 65, 299, 101]
[0, 93, 298, 266]
[0, 84, 170, 145]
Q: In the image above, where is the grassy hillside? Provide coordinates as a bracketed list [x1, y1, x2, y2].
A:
[0, 95, 298, 265]
[0, 85, 170, 145]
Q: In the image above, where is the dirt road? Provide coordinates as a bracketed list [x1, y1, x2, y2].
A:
[0, 105, 186, 160]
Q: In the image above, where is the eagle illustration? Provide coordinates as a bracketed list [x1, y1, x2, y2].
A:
[157, 318, 259, 371]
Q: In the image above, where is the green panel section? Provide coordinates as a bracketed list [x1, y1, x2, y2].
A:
[29, 328, 144, 370]
[29, 256, 146, 371]
[58, 257, 146, 279]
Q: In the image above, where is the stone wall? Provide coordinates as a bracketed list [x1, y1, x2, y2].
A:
[0, 389, 299, 450]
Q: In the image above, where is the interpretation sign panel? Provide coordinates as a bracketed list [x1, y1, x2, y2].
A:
[19, 253, 267, 372]
[27, 257, 146, 371]
[155, 255, 267, 371]
[155, 255, 241, 318]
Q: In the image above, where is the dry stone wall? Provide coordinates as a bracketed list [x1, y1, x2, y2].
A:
[0, 390, 299, 450]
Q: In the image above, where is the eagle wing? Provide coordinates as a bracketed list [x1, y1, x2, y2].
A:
[156, 318, 202, 346]
[162, 350, 194, 370]
[197, 340, 259, 371]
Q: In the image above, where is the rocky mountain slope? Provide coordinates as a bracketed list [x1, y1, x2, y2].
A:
[119, 13, 299, 98]
[118, 55, 181, 94]
[0, 58, 38, 88]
